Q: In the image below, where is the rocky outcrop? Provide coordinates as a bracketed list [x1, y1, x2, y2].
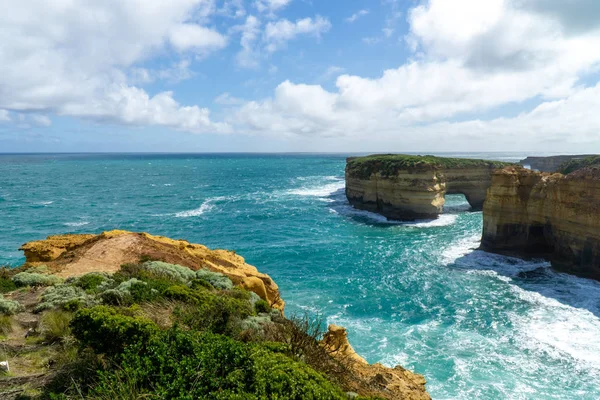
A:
[346, 155, 511, 220]
[322, 325, 430, 400]
[20, 230, 284, 310]
[519, 155, 595, 172]
[17, 231, 430, 399]
[482, 166, 600, 280]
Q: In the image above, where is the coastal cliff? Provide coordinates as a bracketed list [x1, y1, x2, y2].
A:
[482, 166, 600, 280]
[346, 155, 511, 220]
[519, 155, 596, 172]
[1, 231, 429, 399]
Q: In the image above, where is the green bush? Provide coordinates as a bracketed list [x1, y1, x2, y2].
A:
[0, 295, 24, 315]
[140, 261, 196, 283]
[70, 306, 158, 356]
[35, 285, 95, 313]
[173, 289, 254, 335]
[255, 299, 270, 314]
[12, 272, 62, 287]
[90, 329, 348, 400]
[68, 272, 113, 292]
[40, 310, 72, 343]
[195, 269, 233, 290]
[0, 276, 17, 294]
[99, 278, 147, 306]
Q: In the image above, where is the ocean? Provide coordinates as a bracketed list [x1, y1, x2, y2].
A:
[1, 152, 599, 399]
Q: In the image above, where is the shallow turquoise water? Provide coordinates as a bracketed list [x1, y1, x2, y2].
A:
[1, 153, 600, 399]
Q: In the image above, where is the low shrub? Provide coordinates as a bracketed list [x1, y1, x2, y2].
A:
[99, 278, 147, 306]
[0, 295, 24, 315]
[68, 272, 113, 292]
[90, 328, 348, 400]
[70, 306, 158, 356]
[40, 310, 72, 344]
[263, 314, 349, 388]
[139, 261, 196, 283]
[173, 289, 254, 335]
[195, 269, 233, 290]
[0, 275, 17, 294]
[35, 285, 94, 313]
[255, 299, 270, 314]
[12, 272, 62, 287]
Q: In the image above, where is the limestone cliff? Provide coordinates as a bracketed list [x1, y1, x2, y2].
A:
[346, 155, 512, 220]
[481, 166, 600, 280]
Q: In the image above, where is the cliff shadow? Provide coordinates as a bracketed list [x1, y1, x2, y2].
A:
[450, 250, 600, 318]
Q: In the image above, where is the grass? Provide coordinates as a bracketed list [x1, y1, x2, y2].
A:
[39, 310, 73, 344]
[346, 154, 514, 178]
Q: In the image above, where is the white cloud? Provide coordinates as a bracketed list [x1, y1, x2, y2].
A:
[169, 24, 227, 52]
[235, 15, 262, 68]
[228, 0, 600, 149]
[346, 9, 369, 23]
[235, 15, 331, 67]
[0, 110, 10, 122]
[0, 0, 229, 134]
[215, 92, 245, 106]
[264, 16, 331, 53]
[31, 115, 52, 127]
[255, 0, 292, 14]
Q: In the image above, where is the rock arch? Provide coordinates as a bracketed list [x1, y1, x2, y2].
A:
[345, 155, 510, 220]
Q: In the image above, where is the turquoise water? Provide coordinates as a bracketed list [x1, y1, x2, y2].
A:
[1, 153, 600, 399]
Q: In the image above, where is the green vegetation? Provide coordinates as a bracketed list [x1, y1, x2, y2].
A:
[0, 294, 25, 315]
[12, 272, 62, 287]
[39, 310, 72, 344]
[558, 155, 600, 174]
[35, 284, 96, 313]
[347, 154, 514, 179]
[0, 315, 12, 334]
[0, 261, 381, 399]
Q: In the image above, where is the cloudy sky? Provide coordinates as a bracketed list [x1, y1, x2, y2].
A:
[1, 0, 599, 152]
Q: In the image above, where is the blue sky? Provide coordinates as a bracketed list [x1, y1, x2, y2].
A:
[1, 0, 600, 153]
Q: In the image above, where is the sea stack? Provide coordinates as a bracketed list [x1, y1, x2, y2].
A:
[345, 154, 512, 220]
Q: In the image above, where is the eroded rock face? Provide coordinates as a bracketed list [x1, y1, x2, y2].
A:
[482, 167, 600, 280]
[20, 230, 284, 310]
[346, 157, 505, 220]
[322, 325, 430, 400]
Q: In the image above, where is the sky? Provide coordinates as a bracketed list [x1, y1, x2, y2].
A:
[1, 0, 600, 153]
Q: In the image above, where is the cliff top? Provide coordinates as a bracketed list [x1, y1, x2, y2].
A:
[558, 155, 600, 174]
[346, 154, 513, 178]
[0, 231, 430, 399]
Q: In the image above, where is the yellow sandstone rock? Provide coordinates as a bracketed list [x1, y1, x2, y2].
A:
[322, 325, 430, 400]
[20, 230, 284, 310]
[345, 155, 508, 220]
[482, 166, 600, 280]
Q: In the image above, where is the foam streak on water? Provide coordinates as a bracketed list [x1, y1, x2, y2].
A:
[1, 153, 599, 400]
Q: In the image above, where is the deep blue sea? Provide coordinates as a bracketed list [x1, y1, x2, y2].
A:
[1, 153, 600, 399]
